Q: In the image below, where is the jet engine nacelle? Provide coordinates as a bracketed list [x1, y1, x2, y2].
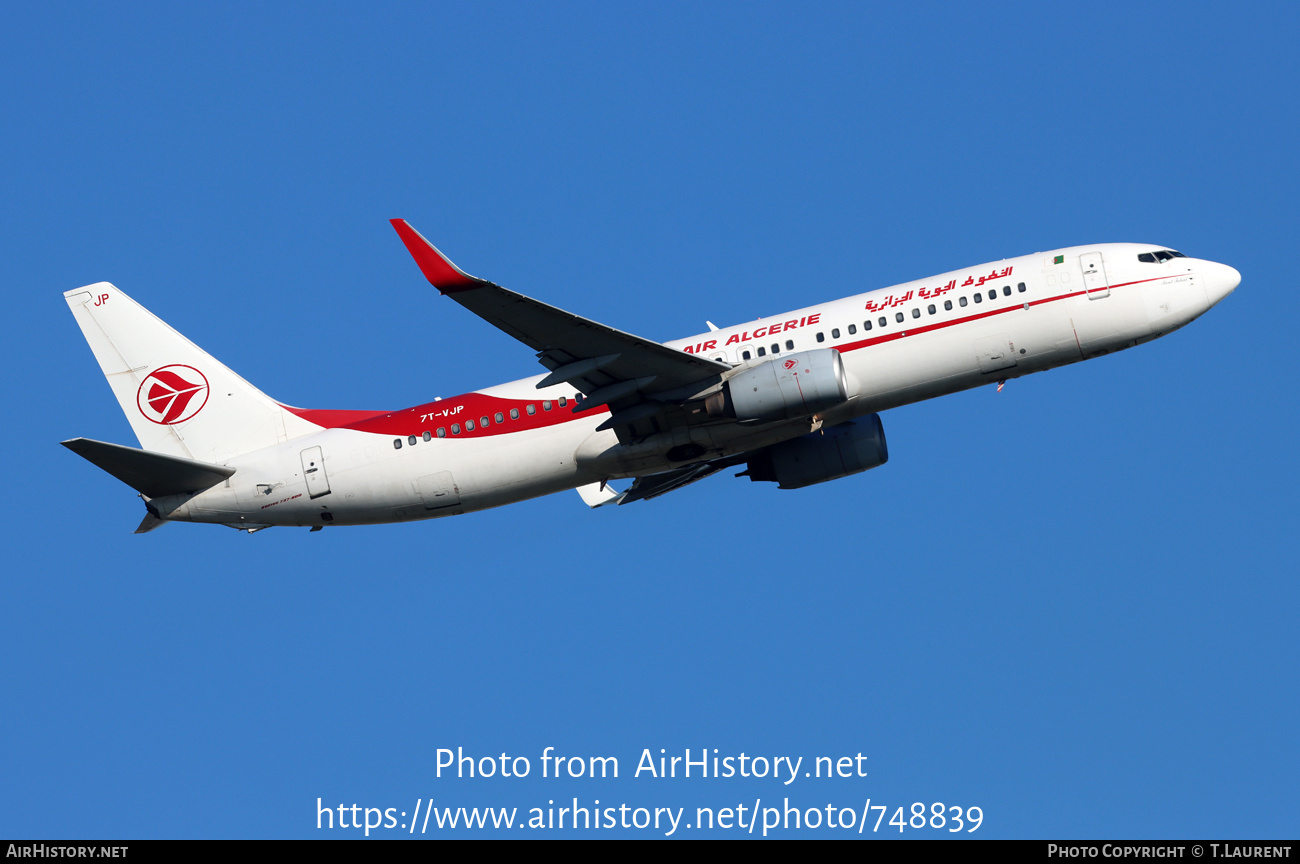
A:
[743, 414, 889, 489]
[706, 349, 849, 423]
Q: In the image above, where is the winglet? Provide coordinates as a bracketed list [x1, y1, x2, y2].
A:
[389, 219, 484, 293]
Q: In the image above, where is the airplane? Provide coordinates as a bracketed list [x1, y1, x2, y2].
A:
[61, 221, 1240, 533]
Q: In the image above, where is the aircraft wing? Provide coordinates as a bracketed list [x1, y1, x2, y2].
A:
[391, 220, 730, 417]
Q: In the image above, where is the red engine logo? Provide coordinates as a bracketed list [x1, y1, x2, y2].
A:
[784, 359, 798, 370]
[137, 365, 210, 425]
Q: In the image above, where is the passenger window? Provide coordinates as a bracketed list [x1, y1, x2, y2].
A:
[785, 339, 794, 350]
[911, 308, 921, 319]
[1018, 282, 1026, 293]
[757, 347, 766, 357]
[510, 408, 519, 420]
[1003, 285, 1011, 296]
[847, 324, 856, 335]
[959, 297, 968, 307]
[408, 435, 417, 446]
[816, 332, 825, 343]
[481, 416, 489, 427]
[742, 350, 752, 360]
[558, 397, 566, 408]
[895, 312, 904, 323]
[771, 343, 779, 354]
[878, 317, 887, 327]
[422, 431, 431, 442]
[451, 423, 461, 435]
[543, 401, 552, 411]
[863, 320, 872, 331]
[944, 300, 952, 311]
[526, 404, 536, 415]
[831, 328, 840, 339]
[393, 438, 402, 449]
[465, 419, 475, 431]
[437, 427, 446, 438]
[927, 304, 936, 315]
[974, 293, 982, 304]
[988, 290, 996, 300]
[495, 412, 504, 423]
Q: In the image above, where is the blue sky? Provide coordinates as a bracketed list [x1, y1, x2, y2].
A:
[3, 1, 1296, 839]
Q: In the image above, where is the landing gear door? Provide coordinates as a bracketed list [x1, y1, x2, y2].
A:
[1080, 251, 1111, 299]
[301, 446, 331, 498]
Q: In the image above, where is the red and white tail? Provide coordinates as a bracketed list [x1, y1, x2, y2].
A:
[65, 283, 321, 462]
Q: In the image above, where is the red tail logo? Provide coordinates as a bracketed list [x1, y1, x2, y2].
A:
[136, 365, 210, 425]
[784, 359, 798, 370]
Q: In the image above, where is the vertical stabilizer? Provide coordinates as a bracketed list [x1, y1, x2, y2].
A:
[65, 283, 321, 462]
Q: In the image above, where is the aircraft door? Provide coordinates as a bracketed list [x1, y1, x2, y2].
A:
[301, 446, 331, 498]
[1080, 251, 1111, 299]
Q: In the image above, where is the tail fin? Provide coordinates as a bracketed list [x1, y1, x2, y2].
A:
[65, 283, 321, 462]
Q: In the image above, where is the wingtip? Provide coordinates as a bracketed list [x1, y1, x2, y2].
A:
[389, 219, 482, 293]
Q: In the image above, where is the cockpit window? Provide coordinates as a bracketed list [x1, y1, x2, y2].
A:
[1140, 249, 1187, 263]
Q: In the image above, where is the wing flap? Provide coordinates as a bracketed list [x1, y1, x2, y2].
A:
[617, 455, 747, 505]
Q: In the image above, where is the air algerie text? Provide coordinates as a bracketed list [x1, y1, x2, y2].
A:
[681, 314, 822, 354]
[634, 749, 868, 784]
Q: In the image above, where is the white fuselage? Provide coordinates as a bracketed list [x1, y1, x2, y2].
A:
[155, 243, 1237, 529]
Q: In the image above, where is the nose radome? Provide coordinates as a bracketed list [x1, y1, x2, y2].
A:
[1203, 261, 1241, 306]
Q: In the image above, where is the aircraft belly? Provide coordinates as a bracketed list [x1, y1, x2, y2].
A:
[324, 422, 596, 520]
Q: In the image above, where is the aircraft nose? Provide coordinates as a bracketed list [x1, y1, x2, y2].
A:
[1202, 260, 1241, 306]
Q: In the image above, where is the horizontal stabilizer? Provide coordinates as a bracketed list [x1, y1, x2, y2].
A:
[134, 511, 167, 534]
[62, 437, 235, 498]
